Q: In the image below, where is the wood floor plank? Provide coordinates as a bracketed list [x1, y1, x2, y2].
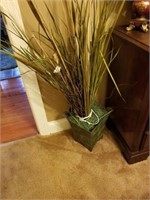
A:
[0, 77, 38, 143]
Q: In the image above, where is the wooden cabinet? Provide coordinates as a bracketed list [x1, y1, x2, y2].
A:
[106, 26, 149, 164]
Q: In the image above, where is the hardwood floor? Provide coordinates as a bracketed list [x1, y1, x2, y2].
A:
[0, 77, 38, 143]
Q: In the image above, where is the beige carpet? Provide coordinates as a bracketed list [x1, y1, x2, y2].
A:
[0, 129, 150, 199]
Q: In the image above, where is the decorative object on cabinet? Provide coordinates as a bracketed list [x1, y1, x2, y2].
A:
[126, 0, 150, 32]
[1, 0, 125, 151]
[106, 26, 149, 164]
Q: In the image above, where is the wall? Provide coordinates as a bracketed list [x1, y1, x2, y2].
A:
[117, 1, 133, 26]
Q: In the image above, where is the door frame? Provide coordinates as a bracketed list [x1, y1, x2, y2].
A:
[1, 0, 70, 135]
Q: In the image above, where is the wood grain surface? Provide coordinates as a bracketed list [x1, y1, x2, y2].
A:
[0, 77, 38, 143]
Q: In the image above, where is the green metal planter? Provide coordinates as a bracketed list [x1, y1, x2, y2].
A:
[66, 104, 112, 151]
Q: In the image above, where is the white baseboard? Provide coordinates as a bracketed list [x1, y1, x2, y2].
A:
[39, 118, 71, 136]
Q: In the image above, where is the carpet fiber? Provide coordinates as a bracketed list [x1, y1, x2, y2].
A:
[0, 130, 150, 199]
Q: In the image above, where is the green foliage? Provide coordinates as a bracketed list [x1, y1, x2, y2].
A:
[1, 0, 125, 117]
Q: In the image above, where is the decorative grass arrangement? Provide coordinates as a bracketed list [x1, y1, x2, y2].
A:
[1, 0, 125, 150]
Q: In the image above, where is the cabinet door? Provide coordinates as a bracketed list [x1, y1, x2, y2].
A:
[106, 34, 149, 151]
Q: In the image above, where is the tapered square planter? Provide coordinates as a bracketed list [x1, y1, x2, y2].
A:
[66, 104, 112, 151]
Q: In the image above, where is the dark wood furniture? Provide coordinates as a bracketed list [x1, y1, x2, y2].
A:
[106, 26, 149, 164]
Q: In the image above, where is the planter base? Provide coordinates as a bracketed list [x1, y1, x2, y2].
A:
[67, 105, 112, 151]
[70, 121, 104, 151]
